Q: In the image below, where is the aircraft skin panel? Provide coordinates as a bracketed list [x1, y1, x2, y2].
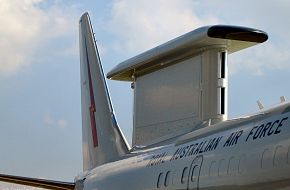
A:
[0, 174, 75, 190]
[133, 56, 202, 145]
[81, 103, 290, 190]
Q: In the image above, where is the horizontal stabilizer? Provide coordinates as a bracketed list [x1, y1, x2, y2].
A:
[0, 174, 75, 190]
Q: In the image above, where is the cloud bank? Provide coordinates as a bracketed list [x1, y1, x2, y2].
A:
[44, 113, 68, 129]
[108, 0, 218, 54]
[2, 0, 289, 77]
[0, 0, 76, 76]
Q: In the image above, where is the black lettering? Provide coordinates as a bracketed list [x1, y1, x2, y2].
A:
[169, 150, 176, 161]
[161, 152, 167, 163]
[246, 126, 257, 142]
[232, 130, 243, 145]
[184, 144, 194, 157]
[170, 148, 180, 161]
[151, 155, 158, 166]
[188, 143, 198, 156]
[207, 138, 216, 151]
[204, 138, 214, 152]
[194, 142, 203, 155]
[224, 133, 234, 147]
[199, 141, 207, 153]
[149, 152, 168, 166]
[177, 147, 184, 159]
[155, 155, 161, 165]
[212, 136, 222, 150]
[180, 146, 189, 158]
[147, 156, 154, 166]
[177, 148, 184, 159]
[274, 117, 288, 134]
[259, 122, 271, 138]
[268, 120, 279, 136]
[253, 124, 264, 140]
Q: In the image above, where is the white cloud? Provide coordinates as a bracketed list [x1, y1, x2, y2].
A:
[229, 43, 290, 76]
[44, 114, 55, 125]
[57, 119, 68, 129]
[108, 0, 219, 54]
[44, 113, 68, 129]
[0, 0, 76, 76]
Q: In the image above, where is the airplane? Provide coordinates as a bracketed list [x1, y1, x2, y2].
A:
[1, 12, 290, 190]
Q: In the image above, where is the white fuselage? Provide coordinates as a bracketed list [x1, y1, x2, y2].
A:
[80, 103, 290, 190]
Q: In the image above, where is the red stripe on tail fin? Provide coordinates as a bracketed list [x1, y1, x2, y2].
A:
[85, 39, 98, 147]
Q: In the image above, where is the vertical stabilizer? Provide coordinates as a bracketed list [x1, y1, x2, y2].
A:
[79, 12, 129, 171]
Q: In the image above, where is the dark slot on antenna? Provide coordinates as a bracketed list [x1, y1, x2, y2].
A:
[220, 52, 226, 78]
[221, 87, 225, 114]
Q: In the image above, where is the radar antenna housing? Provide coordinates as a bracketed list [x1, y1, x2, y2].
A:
[107, 25, 268, 146]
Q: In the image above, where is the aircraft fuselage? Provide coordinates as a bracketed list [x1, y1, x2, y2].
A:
[81, 102, 290, 190]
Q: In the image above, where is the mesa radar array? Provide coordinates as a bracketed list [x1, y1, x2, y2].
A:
[107, 25, 267, 146]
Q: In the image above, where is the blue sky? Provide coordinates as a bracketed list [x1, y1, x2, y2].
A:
[1, 0, 290, 189]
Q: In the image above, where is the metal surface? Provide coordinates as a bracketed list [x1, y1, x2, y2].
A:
[187, 156, 203, 190]
[0, 174, 75, 190]
[132, 48, 228, 146]
[83, 104, 290, 190]
[133, 56, 202, 145]
[79, 12, 129, 171]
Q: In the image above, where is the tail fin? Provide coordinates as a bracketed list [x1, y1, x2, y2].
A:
[79, 12, 129, 171]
